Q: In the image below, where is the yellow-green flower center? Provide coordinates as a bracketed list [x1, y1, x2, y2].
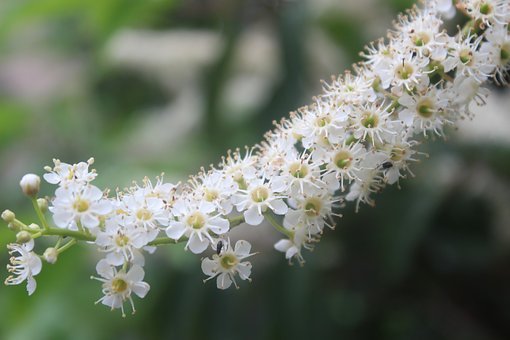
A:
[480, 2, 492, 15]
[395, 63, 414, 80]
[204, 189, 219, 202]
[416, 98, 435, 118]
[187, 211, 206, 229]
[501, 43, 510, 63]
[115, 234, 130, 247]
[220, 254, 238, 270]
[251, 186, 269, 203]
[390, 146, 406, 162]
[304, 197, 322, 217]
[73, 198, 89, 213]
[334, 150, 352, 170]
[289, 162, 309, 179]
[136, 208, 152, 221]
[413, 32, 430, 47]
[459, 49, 473, 65]
[316, 116, 331, 128]
[361, 111, 379, 129]
[111, 277, 128, 293]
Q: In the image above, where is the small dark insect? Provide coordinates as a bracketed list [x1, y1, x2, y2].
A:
[381, 161, 393, 169]
[216, 240, 224, 255]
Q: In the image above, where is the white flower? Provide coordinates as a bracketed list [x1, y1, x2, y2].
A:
[19, 173, 41, 197]
[443, 33, 495, 83]
[284, 188, 338, 236]
[274, 224, 311, 264]
[43, 158, 97, 186]
[233, 177, 288, 226]
[190, 169, 238, 215]
[464, 0, 510, 26]
[4, 239, 42, 295]
[351, 100, 396, 144]
[323, 141, 366, 191]
[93, 259, 150, 317]
[166, 198, 229, 254]
[272, 153, 322, 196]
[95, 219, 152, 266]
[201, 240, 254, 289]
[295, 98, 348, 148]
[50, 183, 112, 230]
[120, 189, 169, 230]
[398, 87, 452, 136]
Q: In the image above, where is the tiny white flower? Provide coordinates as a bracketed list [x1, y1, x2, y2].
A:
[166, 198, 229, 254]
[201, 240, 254, 289]
[95, 219, 151, 266]
[233, 177, 288, 226]
[43, 158, 97, 186]
[50, 183, 112, 230]
[4, 239, 42, 295]
[92, 259, 150, 317]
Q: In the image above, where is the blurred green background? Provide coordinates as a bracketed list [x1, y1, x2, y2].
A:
[1, 0, 510, 339]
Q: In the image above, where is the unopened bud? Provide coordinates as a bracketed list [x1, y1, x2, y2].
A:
[1, 209, 15, 223]
[43, 247, 58, 264]
[8, 222, 19, 232]
[16, 231, 32, 244]
[20, 174, 41, 197]
[37, 198, 48, 213]
[28, 223, 40, 231]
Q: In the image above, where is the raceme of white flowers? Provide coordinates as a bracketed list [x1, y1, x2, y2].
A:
[2, 0, 509, 317]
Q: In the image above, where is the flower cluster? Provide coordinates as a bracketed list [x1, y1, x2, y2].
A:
[2, 0, 509, 316]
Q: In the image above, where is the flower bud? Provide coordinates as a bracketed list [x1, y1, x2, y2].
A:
[1, 209, 15, 223]
[28, 223, 40, 231]
[16, 231, 32, 244]
[43, 247, 58, 264]
[20, 174, 41, 197]
[8, 222, 19, 232]
[37, 198, 48, 213]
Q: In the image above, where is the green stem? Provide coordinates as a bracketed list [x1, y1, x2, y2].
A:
[264, 212, 293, 238]
[42, 228, 95, 241]
[31, 197, 49, 230]
[57, 239, 77, 254]
[228, 215, 245, 227]
[148, 236, 181, 246]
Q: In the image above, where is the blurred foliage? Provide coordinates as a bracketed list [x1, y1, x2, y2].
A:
[0, 0, 510, 339]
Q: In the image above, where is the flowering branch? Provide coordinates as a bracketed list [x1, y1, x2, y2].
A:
[2, 0, 509, 317]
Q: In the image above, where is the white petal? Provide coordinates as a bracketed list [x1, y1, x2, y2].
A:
[201, 258, 218, 276]
[188, 233, 209, 254]
[28, 253, 42, 276]
[399, 109, 415, 127]
[208, 217, 229, 235]
[270, 199, 288, 215]
[81, 213, 99, 229]
[236, 262, 252, 280]
[234, 240, 251, 257]
[126, 265, 145, 282]
[26, 276, 37, 295]
[132, 282, 150, 298]
[244, 206, 263, 226]
[106, 252, 124, 266]
[217, 273, 232, 290]
[96, 259, 114, 279]
[91, 200, 112, 215]
[86, 185, 103, 201]
[43, 173, 60, 184]
[274, 239, 292, 253]
[285, 246, 298, 259]
[165, 222, 186, 240]
[53, 211, 73, 229]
